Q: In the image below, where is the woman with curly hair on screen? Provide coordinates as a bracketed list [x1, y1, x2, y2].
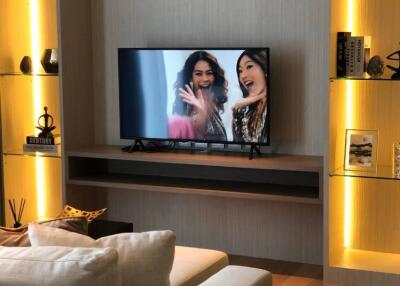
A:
[169, 51, 228, 141]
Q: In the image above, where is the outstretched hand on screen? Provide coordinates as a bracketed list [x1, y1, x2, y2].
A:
[232, 89, 266, 111]
[178, 84, 208, 138]
[178, 84, 206, 114]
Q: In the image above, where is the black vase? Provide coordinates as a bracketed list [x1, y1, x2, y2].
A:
[20, 56, 32, 74]
[41, 49, 58, 73]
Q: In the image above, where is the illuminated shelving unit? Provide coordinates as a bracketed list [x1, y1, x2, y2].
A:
[0, 0, 62, 226]
[327, 0, 400, 284]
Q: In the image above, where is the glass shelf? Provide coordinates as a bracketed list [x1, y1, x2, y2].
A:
[3, 150, 61, 159]
[0, 72, 58, 77]
[330, 76, 400, 81]
[329, 165, 400, 181]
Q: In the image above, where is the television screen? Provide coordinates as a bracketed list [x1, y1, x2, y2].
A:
[118, 48, 270, 145]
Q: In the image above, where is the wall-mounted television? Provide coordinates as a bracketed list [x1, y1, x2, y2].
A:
[118, 48, 270, 145]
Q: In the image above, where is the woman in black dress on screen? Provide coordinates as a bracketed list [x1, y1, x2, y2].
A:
[232, 49, 268, 143]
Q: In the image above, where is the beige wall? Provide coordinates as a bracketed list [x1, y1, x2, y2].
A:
[90, 0, 330, 156]
[61, 0, 330, 264]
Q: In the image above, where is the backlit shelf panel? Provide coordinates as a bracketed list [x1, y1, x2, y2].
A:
[330, 248, 400, 275]
[330, 76, 400, 81]
[329, 165, 399, 181]
[3, 150, 61, 159]
[0, 72, 58, 77]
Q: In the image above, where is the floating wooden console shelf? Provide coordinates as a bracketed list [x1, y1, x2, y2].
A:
[67, 145, 323, 204]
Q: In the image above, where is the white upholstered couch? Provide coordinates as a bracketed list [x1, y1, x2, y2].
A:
[0, 224, 272, 286]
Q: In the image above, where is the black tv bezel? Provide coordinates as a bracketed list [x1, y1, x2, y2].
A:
[118, 47, 270, 146]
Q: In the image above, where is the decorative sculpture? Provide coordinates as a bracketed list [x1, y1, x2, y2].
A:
[386, 49, 400, 79]
[36, 106, 56, 138]
[367, 55, 385, 78]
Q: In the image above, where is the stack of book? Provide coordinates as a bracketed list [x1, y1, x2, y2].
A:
[337, 32, 371, 77]
[23, 135, 61, 153]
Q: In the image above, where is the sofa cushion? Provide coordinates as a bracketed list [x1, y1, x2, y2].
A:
[29, 223, 175, 286]
[170, 246, 229, 286]
[199, 265, 272, 286]
[0, 216, 88, 247]
[0, 246, 120, 286]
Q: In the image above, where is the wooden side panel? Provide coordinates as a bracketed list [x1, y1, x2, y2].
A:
[58, 0, 94, 149]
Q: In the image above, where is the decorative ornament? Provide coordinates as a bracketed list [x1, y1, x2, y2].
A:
[19, 56, 32, 74]
[386, 49, 400, 79]
[367, 55, 385, 78]
[36, 106, 56, 138]
[41, 48, 58, 73]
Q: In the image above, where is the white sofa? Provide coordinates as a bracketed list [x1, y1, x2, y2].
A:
[171, 245, 272, 286]
[0, 224, 272, 286]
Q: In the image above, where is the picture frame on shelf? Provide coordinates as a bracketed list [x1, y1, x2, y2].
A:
[344, 129, 378, 171]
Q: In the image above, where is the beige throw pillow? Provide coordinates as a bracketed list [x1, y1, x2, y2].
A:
[0, 246, 120, 286]
[0, 216, 88, 247]
[29, 223, 175, 286]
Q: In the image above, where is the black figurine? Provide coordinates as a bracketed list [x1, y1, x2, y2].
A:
[386, 49, 400, 79]
[36, 106, 56, 138]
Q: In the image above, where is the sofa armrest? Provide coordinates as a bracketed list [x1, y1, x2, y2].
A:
[170, 246, 229, 286]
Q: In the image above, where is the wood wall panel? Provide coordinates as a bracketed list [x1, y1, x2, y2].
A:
[90, 0, 330, 156]
[0, 76, 60, 152]
[327, 0, 400, 284]
[92, 187, 323, 264]
[330, 80, 400, 168]
[330, 177, 400, 256]
[330, 0, 400, 78]
[3, 156, 62, 226]
[0, 0, 58, 73]
[58, 0, 94, 150]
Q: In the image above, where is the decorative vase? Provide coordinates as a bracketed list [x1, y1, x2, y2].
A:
[366, 55, 384, 78]
[19, 56, 32, 74]
[41, 49, 58, 73]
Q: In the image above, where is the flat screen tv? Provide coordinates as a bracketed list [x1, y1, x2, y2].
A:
[118, 48, 270, 145]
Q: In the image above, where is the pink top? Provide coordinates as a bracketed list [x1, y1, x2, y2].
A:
[168, 115, 195, 139]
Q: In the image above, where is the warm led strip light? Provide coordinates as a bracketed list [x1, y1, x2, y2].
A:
[30, 0, 46, 220]
[344, 0, 355, 248]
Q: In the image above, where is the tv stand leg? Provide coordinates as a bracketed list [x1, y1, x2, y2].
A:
[249, 144, 262, 160]
[123, 139, 145, 153]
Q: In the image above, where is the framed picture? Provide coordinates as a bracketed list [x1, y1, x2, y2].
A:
[344, 129, 378, 171]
